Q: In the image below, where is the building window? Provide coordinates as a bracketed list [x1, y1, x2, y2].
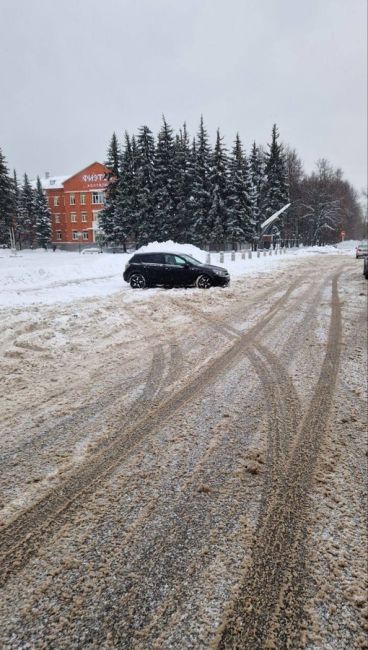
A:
[54, 213, 61, 224]
[56, 231, 62, 240]
[80, 194, 86, 205]
[82, 232, 89, 240]
[92, 210, 100, 227]
[92, 192, 104, 204]
[70, 194, 76, 205]
[53, 196, 60, 206]
[81, 212, 87, 222]
[72, 231, 79, 240]
[70, 213, 77, 223]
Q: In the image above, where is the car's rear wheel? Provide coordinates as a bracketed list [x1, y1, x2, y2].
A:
[130, 273, 146, 289]
[196, 274, 212, 289]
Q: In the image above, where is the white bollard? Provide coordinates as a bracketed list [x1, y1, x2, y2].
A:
[269, 249, 272, 255]
[231, 250, 235, 261]
[257, 250, 260, 258]
[263, 249, 267, 256]
[219, 251, 224, 263]
[206, 252, 211, 264]
[248, 250, 252, 259]
[241, 250, 246, 259]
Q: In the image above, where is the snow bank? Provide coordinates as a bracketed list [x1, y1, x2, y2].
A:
[136, 240, 206, 261]
[0, 241, 355, 308]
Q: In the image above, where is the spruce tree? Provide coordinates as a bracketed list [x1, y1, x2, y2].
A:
[135, 125, 156, 244]
[175, 124, 196, 242]
[154, 116, 177, 240]
[100, 132, 122, 244]
[227, 134, 254, 247]
[113, 132, 139, 249]
[0, 147, 15, 245]
[191, 116, 212, 246]
[249, 142, 266, 246]
[208, 129, 229, 249]
[34, 177, 52, 248]
[263, 124, 289, 241]
[105, 132, 121, 177]
[12, 170, 22, 248]
[20, 173, 36, 248]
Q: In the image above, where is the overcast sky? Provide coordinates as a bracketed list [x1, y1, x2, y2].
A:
[0, 0, 366, 192]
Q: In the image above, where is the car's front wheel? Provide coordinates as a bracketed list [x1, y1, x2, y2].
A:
[196, 274, 212, 289]
[130, 273, 146, 289]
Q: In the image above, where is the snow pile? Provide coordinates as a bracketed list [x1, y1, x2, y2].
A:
[136, 240, 206, 262]
[0, 241, 355, 308]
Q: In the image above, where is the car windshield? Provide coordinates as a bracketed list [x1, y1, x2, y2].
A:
[179, 253, 202, 265]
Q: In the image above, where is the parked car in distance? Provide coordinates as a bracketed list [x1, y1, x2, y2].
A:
[104, 246, 127, 254]
[81, 247, 103, 255]
[123, 252, 230, 289]
[355, 240, 368, 258]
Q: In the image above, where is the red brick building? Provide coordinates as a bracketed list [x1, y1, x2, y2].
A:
[39, 162, 110, 249]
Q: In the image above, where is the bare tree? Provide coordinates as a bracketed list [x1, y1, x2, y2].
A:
[299, 180, 341, 244]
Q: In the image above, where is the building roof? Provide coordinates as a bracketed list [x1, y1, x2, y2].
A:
[31, 175, 70, 190]
[32, 162, 109, 191]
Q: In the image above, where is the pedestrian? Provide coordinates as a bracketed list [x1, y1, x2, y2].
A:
[52, 244, 57, 252]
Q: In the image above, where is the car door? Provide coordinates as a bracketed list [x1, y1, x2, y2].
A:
[141, 253, 165, 284]
[164, 254, 191, 286]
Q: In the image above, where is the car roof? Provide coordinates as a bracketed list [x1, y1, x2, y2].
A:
[133, 251, 192, 256]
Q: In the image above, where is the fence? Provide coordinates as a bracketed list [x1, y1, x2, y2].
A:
[205, 242, 302, 265]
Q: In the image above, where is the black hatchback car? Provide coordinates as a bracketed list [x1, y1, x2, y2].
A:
[123, 252, 230, 289]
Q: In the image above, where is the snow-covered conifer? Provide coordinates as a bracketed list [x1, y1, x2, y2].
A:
[191, 116, 212, 246]
[0, 147, 15, 244]
[174, 123, 195, 242]
[100, 132, 122, 244]
[113, 132, 139, 249]
[227, 134, 254, 247]
[208, 129, 229, 249]
[34, 177, 52, 247]
[135, 125, 156, 244]
[154, 117, 177, 240]
[105, 132, 121, 177]
[12, 170, 22, 248]
[263, 124, 289, 240]
[20, 173, 36, 248]
[249, 141, 266, 244]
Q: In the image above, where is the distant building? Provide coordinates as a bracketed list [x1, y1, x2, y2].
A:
[37, 162, 110, 249]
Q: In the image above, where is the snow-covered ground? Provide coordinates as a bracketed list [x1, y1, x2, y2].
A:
[0, 240, 358, 308]
[0, 248, 366, 649]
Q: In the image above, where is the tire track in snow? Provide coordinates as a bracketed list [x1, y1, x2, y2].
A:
[217, 273, 342, 649]
[0, 282, 297, 586]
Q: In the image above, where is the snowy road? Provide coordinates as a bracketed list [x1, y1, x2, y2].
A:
[0, 254, 367, 648]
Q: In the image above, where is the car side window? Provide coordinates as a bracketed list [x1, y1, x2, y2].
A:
[174, 256, 186, 266]
[165, 254, 176, 265]
[164, 254, 187, 266]
[142, 254, 164, 264]
[152, 253, 165, 264]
